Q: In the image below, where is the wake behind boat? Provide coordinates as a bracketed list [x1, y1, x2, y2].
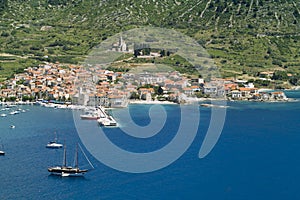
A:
[48, 143, 93, 177]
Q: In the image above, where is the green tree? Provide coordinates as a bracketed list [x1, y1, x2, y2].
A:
[130, 92, 139, 99]
[157, 86, 164, 95]
[272, 71, 288, 80]
[0, 0, 8, 11]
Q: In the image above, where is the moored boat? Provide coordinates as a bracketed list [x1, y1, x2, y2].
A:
[96, 106, 117, 126]
[97, 117, 117, 126]
[80, 109, 103, 120]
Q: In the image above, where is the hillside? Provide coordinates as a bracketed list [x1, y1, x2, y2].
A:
[0, 0, 299, 85]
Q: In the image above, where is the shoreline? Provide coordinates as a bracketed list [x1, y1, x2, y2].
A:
[0, 98, 297, 107]
[1, 89, 299, 108]
[129, 100, 178, 105]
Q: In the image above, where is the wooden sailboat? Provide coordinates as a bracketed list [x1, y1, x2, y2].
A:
[48, 143, 91, 177]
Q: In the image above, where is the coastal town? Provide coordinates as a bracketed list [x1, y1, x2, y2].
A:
[0, 37, 291, 107]
[0, 59, 289, 108]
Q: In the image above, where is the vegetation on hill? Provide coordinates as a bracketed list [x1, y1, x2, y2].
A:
[0, 0, 299, 86]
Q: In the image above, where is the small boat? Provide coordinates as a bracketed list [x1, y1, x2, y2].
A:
[0, 113, 7, 117]
[80, 109, 102, 120]
[48, 144, 90, 177]
[10, 125, 15, 129]
[46, 141, 63, 148]
[96, 106, 117, 126]
[9, 111, 20, 115]
[97, 116, 117, 127]
[0, 144, 5, 156]
[46, 132, 63, 149]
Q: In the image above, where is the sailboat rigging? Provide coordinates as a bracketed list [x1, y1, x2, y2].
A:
[48, 143, 92, 177]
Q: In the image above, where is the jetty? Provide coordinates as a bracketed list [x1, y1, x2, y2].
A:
[97, 106, 117, 127]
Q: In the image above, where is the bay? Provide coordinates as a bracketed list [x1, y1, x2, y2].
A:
[0, 91, 300, 199]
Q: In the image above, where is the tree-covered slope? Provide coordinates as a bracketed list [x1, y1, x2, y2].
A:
[0, 0, 299, 82]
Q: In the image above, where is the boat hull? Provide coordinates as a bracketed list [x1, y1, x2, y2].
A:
[46, 144, 63, 148]
[48, 167, 88, 177]
[80, 116, 99, 120]
[97, 117, 117, 127]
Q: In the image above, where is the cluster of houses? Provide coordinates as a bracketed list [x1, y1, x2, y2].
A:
[0, 63, 77, 102]
[0, 61, 289, 107]
[224, 82, 288, 101]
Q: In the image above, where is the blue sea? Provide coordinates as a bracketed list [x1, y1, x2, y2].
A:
[1, 91, 300, 200]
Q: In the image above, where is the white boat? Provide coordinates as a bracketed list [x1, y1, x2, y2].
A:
[95, 106, 118, 126]
[46, 132, 63, 148]
[9, 111, 20, 115]
[0, 113, 7, 117]
[80, 109, 103, 120]
[10, 125, 15, 129]
[46, 141, 63, 148]
[97, 117, 117, 126]
[0, 144, 5, 156]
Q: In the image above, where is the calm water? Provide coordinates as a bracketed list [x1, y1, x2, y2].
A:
[0, 91, 300, 199]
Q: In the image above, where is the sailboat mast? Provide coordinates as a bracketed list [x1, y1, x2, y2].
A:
[54, 131, 57, 142]
[75, 143, 78, 169]
[63, 143, 67, 167]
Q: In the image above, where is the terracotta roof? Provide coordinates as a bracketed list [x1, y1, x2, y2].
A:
[239, 87, 254, 91]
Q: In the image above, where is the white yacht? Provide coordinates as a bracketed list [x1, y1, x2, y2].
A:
[97, 116, 117, 126]
[80, 108, 103, 120]
[46, 132, 63, 148]
[46, 141, 63, 148]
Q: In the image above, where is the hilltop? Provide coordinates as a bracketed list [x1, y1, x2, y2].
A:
[0, 0, 299, 86]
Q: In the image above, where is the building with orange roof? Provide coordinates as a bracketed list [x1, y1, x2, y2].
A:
[182, 87, 194, 96]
